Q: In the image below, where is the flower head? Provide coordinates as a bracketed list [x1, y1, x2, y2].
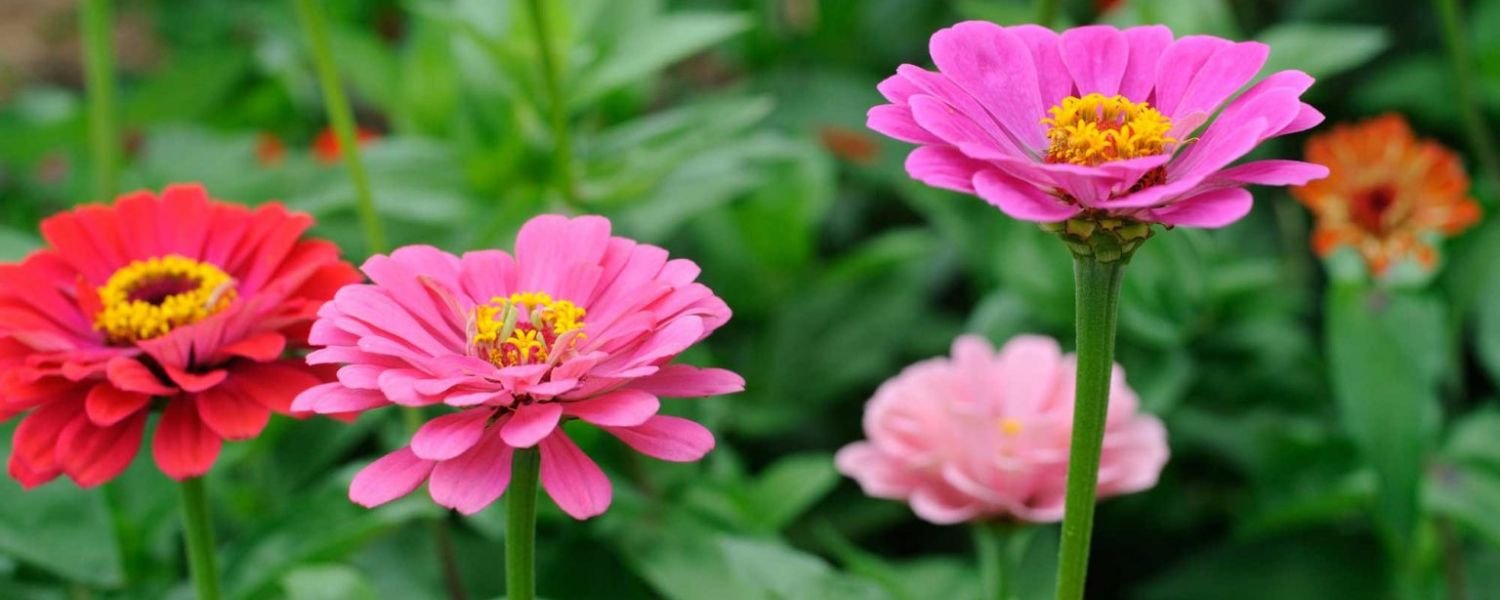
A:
[0, 184, 361, 487]
[293, 215, 743, 519]
[836, 335, 1168, 524]
[868, 22, 1328, 234]
[1292, 114, 1481, 275]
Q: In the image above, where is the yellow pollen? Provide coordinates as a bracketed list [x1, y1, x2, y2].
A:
[1043, 94, 1174, 166]
[94, 255, 237, 342]
[470, 292, 586, 367]
[999, 418, 1024, 436]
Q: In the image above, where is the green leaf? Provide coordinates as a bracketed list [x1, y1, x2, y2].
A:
[744, 453, 840, 531]
[1139, 531, 1385, 599]
[1325, 285, 1443, 558]
[0, 228, 40, 261]
[718, 536, 892, 600]
[1258, 23, 1390, 81]
[282, 565, 379, 600]
[0, 426, 123, 586]
[570, 12, 751, 107]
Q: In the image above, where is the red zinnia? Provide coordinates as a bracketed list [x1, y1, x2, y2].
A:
[0, 184, 361, 487]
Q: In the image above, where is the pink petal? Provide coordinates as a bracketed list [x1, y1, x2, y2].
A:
[564, 389, 659, 427]
[538, 431, 612, 519]
[929, 21, 1047, 150]
[603, 415, 715, 462]
[1119, 25, 1172, 101]
[499, 403, 563, 448]
[1150, 188, 1253, 228]
[628, 365, 745, 397]
[1009, 25, 1070, 107]
[350, 446, 435, 508]
[1212, 160, 1329, 186]
[291, 383, 387, 413]
[905, 146, 991, 194]
[151, 398, 223, 480]
[411, 408, 492, 461]
[909, 95, 1008, 160]
[1060, 25, 1129, 96]
[973, 169, 1080, 222]
[85, 383, 151, 426]
[1152, 36, 1230, 117]
[428, 430, 514, 515]
[1171, 41, 1269, 128]
[867, 105, 940, 145]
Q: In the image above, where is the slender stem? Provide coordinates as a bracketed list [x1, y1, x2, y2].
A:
[507, 448, 542, 600]
[1054, 256, 1126, 600]
[523, 0, 580, 207]
[292, 0, 388, 254]
[178, 478, 222, 600]
[975, 522, 1035, 600]
[433, 517, 469, 600]
[1434, 0, 1500, 192]
[1035, 0, 1062, 27]
[80, 0, 119, 200]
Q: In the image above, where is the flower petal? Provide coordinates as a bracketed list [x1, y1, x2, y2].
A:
[974, 169, 1081, 222]
[57, 411, 146, 488]
[499, 403, 563, 448]
[85, 383, 151, 426]
[428, 431, 514, 515]
[603, 415, 715, 462]
[195, 385, 272, 441]
[628, 365, 745, 397]
[350, 446, 435, 508]
[151, 398, 223, 480]
[411, 408, 492, 461]
[563, 390, 659, 427]
[1150, 188, 1254, 228]
[539, 431, 612, 519]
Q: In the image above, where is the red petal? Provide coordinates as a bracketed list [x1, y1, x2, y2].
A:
[229, 361, 322, 413]
[57, 411, 146, 488]
[217, 332, 287, 362]
[11, 398, 85, 473]
[85, 383, 151, 426]
[106, 357, 176, 395]
[151, 399, 223, 480]
[160, 363, 227, 393]
[195, 385, 271, 441]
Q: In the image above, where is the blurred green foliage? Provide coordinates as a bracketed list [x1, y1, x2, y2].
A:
[0, 0, 1498, 598]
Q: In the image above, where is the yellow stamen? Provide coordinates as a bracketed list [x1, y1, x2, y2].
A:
[999, 418, 1024, 436]
[94, 255, 237, 342]
[1042, 94, 1174, 166]
[471, 292, 586, 367]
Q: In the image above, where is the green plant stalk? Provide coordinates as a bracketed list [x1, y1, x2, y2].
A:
[292, 0, 388, 255]
[1434, 0, 1500, 192]
[507, 448, 542, 600]
[179, 477, 221, 600]
[1035, 0, 1062, 27]
[975, 522, 1031, 600]
[81, 0, 119, 200]
[524, 0, 580, 207]
[1053, 256, 1126, 600]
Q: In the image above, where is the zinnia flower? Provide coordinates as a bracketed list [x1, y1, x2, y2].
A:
[835, 335, 1167, 524]
[0, 184, 361, 487]
[292, 215, 743, 519]
[868, 22, 1328, 229]
[312, 126, 379, 164]
[1292, 114, 1481, 275]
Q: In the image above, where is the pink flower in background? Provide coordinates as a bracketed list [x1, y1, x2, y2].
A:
[868, 22, 1328, 228]
[293, 215, 742, 519]
[0, 184, 360, 487]
[836, 335, 1167, 524]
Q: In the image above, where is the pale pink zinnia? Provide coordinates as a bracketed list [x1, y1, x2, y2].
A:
[869, 22, 1328, 228]
[836, 335, 1168, 524]
[293, 215, 743, 519]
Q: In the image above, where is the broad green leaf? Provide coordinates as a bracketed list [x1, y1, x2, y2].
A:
[282, 565, 379, 600]
[569, 13, 751, 107]
[0, 228, 39, 261]
[0, 426, 123, 586]
[1139, 531, 1385, 599]
[744, 453, 840, 531]
[1325, 285, 1443, 558]
[1258, 24, 1390, 81]
[718, 536, 891, 600]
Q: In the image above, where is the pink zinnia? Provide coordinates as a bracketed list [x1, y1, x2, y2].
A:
[293, 215, 743, 519]
[869, 22, 1328, 228]
[836, 335, 1168, 524]
[0, 184, 361, 487]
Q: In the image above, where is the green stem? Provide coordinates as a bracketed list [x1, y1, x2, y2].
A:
[975, 522, 1035, 600]
[1434, 0, 1500, 192]
[178, 478, 222, 600]
[1054, 255, 1126, 600]
[506, 448, 541, 600]
[292, 0, 388, 254]
[80, 0, 119, 200]
[1035, 0, 1062, 27]
[523, 0, 579, 207]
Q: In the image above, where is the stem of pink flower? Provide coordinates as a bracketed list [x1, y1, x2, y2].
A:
[1053, 255, 1125, 600]
[292, 0, 389, 255]
[1434, 0, 1500, 192]
[524, 0, 581, 208]
[179, 477, 222, 600]
[80, 0, 119, 200]
[507, 447, 542, 600]
[975, 521, 1031, 600]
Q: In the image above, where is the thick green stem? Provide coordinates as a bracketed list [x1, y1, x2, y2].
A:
[80, 0, 119, 200]
[507, 448, 542, 600]
[292, 0, 388, 254]
[975, 522, 1032, 600]
[1035, 0, 1062, 27]
[1054, 256, 1126, 600]
[1434, 0, 1500, 192]
[523, 0, 579, 207]
[178, 478, 221, 600]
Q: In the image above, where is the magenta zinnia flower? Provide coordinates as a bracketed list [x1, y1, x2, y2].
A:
[293, 215, 743, 519]
[869, 22, 1328, 228]
[0, 184, 361, 487]
[836, 335, 1168, 524]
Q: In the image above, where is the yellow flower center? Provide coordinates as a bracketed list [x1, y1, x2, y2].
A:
[1043, 94, 1175, 166]
[998, 418, 1024, 436]
[94, 255, 237, 342]
[469, 292, 586, 367]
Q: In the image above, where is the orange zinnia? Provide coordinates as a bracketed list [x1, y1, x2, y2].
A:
[1293, 114, 1481, 275]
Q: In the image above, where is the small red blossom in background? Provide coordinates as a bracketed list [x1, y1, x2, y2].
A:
[256, 133, 287, 166]
[1293, 114, 1482, 275]
[312, 126, 380, 164]
[817, 124, 880, 165]
[0, 184, 361, 487]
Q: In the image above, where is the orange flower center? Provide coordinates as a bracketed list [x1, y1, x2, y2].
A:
[468, 292, 586, 367]
[1349, 186, 1398, 235]
[94, 255, 237, 342]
